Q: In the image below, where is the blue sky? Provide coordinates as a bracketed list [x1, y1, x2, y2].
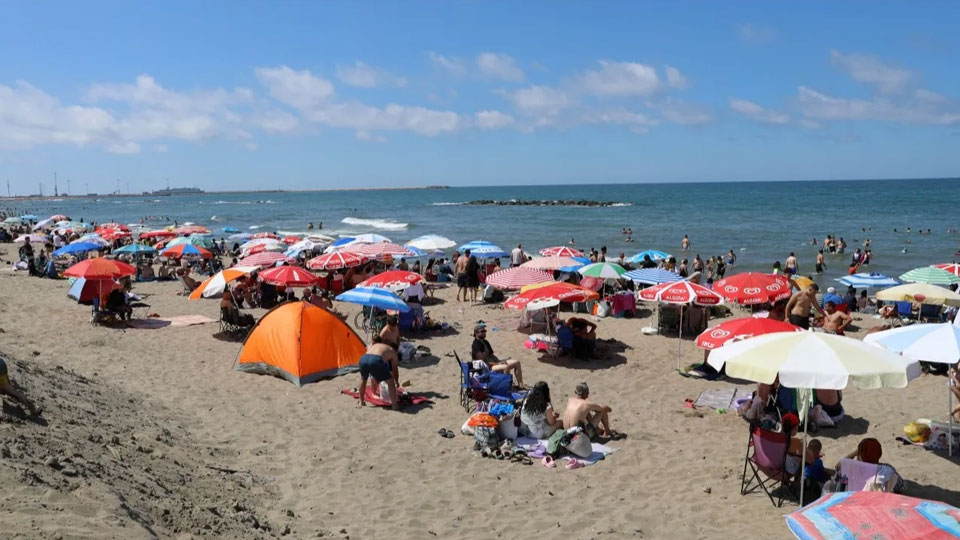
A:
[1, 1, 959, 194]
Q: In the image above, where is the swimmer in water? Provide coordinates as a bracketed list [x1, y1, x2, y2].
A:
[307, 222, 314, 230]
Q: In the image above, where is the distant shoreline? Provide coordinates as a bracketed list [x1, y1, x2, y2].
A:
[0, 185, 450, 202]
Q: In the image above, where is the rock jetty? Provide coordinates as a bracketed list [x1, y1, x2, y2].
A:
[466, 199, 629, 207]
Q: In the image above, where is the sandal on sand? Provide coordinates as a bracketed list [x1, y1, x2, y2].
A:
[541, 456, 556, 469]
[480, 447, 493, 458]
[437, 428, 455, 439]
[565, 459, 585, 470]
[493, 449, 505, 460]
[511, 453, 533, 465]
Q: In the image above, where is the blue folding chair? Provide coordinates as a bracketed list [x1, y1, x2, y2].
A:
[454, 351, 522, 412]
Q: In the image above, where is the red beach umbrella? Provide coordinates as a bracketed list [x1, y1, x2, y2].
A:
[933, 263, 960, 277]
[140, 230, 177, 240]
[258, 265, 319, 287]
[63, 258, 136, 279]
[238, 252, 295, 268]
[504, 282, 599, 311]
[358, 270, 423, 291]
[539, 246, 584, 257]
[306, 251, 368, 271]
[639, 280, 724, 305]
[712, 272, 792, 305]
[695, 317, 802, 350]
[282, 235, 301, 245]
[485, 267, 554, 290]
[251, 232, 279, 240]
[346, 242, 415, 260]
[161, 244, 212, 259]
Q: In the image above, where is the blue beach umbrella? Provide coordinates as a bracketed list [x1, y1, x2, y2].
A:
[458, 240, 509, 259]
[115, 244, 159, 256]
[624, 268, 682, 285]
[53, 242, 103, 257]
[335, 287, 410, 312]
[223, 226, 240, 233]
[837, 272, 900, 288]
[627, 249, 670, 264]
[20, 214, 38, 221]
[228, 233, 252, 241]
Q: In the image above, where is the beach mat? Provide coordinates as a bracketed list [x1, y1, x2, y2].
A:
[126, 315, 217, 329]
[516, 436, 618, 465]
[341, 387, 432, 408]
[694, 386, 737, 410]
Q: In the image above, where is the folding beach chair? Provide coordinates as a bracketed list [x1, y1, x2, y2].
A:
[454, 351, 518, 412]
[894, 301, 915, 325]
[919, 304, 942, 323]
[741, 424, 798, 507]
[91, 297, 120, 326]
[550, 324, 575, 358]
[658, 304, 681, 335]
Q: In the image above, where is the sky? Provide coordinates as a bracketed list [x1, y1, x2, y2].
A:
[1, 1, 959, 194]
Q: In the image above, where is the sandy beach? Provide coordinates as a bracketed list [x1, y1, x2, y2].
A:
[1, 268, 958, 540]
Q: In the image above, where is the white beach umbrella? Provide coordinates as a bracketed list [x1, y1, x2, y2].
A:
[406, 234, 456, 251]
[352, 233, 391, 244]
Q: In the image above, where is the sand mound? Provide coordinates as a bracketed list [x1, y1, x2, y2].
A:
[0, 355, 288, 539]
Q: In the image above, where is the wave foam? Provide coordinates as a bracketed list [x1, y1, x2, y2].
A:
[341, 217, 408, 231]
[431, 202, 464, 206]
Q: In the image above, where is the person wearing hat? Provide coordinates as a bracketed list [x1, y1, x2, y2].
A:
[471, 323, 525, 387]
[822, 286, 843, 307]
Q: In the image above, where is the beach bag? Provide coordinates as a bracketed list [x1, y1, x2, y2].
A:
[903, 422, 931, 443]
[562, 428, 593, 459]
[378, 382, 393, 404]
[546, 429, 567, 456]
[474, 426, 499, 449]
[596, 301, 611, 318]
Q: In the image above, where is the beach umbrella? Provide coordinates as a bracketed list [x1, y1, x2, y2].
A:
[877, 282, 960, 307]
[324, 237, 356, 252]
[3, 217, 23, 224]
[345, 242, 415, 261]
[352, 233, 391, 244]
[242, 242, 286, 257]
[865, 323, 960, 456]
[139, 230, 177, 240]
[73, 234, 111, 247]
[15, 234, 50, 244]
[304, 233, 336, 244]
[707, 332, 921, 506]
[258, 265, 320, 288]
[250, 231, 279, 240]
[559, 256, 591, 273]
[173, 225, 210, 235]
[306, 251, 368, 270]
[238, 251, 294, 268]
[100, 229, 132, 242]
[458, 240, 508, 258]
[64, 258, 136, 279]
[161, 244, 213, 259]
[336, 286, 410, 312]
[282, 235, 301, 245]
[695, 317, 802, 350]
[114, 244, 158, 256]
[522, 256, 581, 271]
[228, 233, 252, 241]
[223, 226, 240, 234]
[578, 262, 627, 279]
[785, 492, 960, 539]
[933, 263, 960, 277]
[539, 246, 584, 257]
[358, 270, 423, 291]
[67, 277, 117, 304]
[485, 267, 554, 290]
[52, 242, 102, 257]
[19, 214, 38, 221]
[790, 276, 815, 290]
[32, 218, 55, 230]
[900, 266, 960, 286]
[403, 245, 443, 258]
[189, 266, 259, 299]
[640, 280, 725, 370]
[96, 223, 128, 233]
[624, 268, 682, 285]
[837, 272, 900, 288]
[504, 282, 599, 311]
[406, 234, 456, 251]
[48, 214, 69, 222]
[713, 272, 792, 305]
[285, 239, 322, 258]
[627, 249, 670, 264]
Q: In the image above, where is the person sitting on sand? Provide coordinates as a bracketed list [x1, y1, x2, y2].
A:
[379, 315, 400, 350]
[785, 283, 823, 329]
[106, 287, 133, 320]
[816, 389, 844, 423]
[0, 356, 41, 416]
[567, 316, 597, 358]
[562, 382, 618, 440]
[823, 437, 903, 493]
[357, 337, 400, 410]
[519, 382, 563, 439]
[471, 323, 525, 387]
[821, 301, 852, 335]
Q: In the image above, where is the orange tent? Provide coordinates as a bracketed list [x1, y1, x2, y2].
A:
[235, 301, 366, 386]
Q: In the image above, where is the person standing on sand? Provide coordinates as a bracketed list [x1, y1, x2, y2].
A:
[816, 250, 826, 274]
[0, 357, 41, 416]
[785, 252, 799, 275]
[455, 249, 470, 302]
[510, 244, 525, 267]
[357, 338, 400, 410]
[681, 235, 690, 251]
[785, 284, 824, 329]
[379, 315, 400, 349]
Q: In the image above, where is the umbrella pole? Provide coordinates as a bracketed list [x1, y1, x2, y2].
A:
[800, 420, 808, 508]
[677, 305, 683, 372]
[950, 382, 954, 457]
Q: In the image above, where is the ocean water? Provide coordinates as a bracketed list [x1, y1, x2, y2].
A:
[6, 178, 960, 283]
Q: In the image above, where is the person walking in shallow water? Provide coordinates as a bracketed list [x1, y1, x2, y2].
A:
[681, 234, 690, 251]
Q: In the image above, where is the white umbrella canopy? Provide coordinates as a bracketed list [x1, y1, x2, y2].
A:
[351, 233, 391, 244]
[406, 234, 456, 251]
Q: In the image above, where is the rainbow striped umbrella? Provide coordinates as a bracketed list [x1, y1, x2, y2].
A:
[786, 492, 960, 539]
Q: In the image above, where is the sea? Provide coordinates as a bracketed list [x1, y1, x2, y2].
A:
[6, 178, 960, 285]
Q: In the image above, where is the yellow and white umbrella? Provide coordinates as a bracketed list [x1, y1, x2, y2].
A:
[876, 282, 960, 307]
[707, 331, 921, 390]
[189, 266, 259, 300]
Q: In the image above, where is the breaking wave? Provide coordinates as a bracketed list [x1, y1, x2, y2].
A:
[431, 202, 465, 206]
[341, 217, 408, 231]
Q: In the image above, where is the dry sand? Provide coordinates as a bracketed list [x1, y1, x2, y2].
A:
[0, 269, 958, 539]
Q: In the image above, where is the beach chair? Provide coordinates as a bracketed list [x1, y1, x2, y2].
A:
[919, 304, 942, 323]
[176, 275, 194, 296]
[551, 324, 575, 358]
[892, 301, 915, 327]
[658, 304, 681, 335]
[741, 424, 798, 507]
[91, 297, 120, 326]
[454, 351, 516, 412]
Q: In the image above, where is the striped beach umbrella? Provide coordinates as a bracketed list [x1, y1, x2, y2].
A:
[238, 251, 295, 268]
[258, 265, 319, 288]
[162, 244, 213, 259]
[458, 240, 509, 258]
[522, 256, 581, 271]
[934, 263, 960, 277]
[623, 268, 682, 285]
[335, 286, 410, 312]
[306, 251, 368, 270]
[358, 270, 423, 291]
[539, 246, 584, 257]
[837, 272, 900, 288]
[189, 266, 259, 299]
[786, 492, 960, 539]
[578, 262, 627, 279]
[485, 267, 554, 290]
[899, 266, 960, 286]
[345, 242, 415, 260]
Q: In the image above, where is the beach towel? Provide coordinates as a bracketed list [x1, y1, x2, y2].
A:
[694, 386, 737, 410]
[341, 387, 432, 408]
[125, 315, 217, 329]
[516, 436, 618, 465]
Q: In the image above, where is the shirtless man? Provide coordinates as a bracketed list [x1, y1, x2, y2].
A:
[357, 338, 400, 410]
[562, 382, 616, 440]
[785, 252, 799, 275]
[455, 250, 470, 302]
[822, 301, 852, 335]
[815, 250, 826, 274]
[379, 315, 400, 349]
[681, 234, 691, 251]
[785, 283, 823, 329]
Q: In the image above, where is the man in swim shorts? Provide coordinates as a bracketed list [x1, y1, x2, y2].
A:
[785, 283, 824, 329]
[357, 338, 400, 410]
[562, 382, 617, 440]
[455, 249, 470, 302]
[0, 357, 41, 416]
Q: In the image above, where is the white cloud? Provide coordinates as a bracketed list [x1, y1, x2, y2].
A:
[253, 109, 300, 133]
[476, 53, 525, 83]
[301, 101, 463, 136]
[578, 61, 662, 96]
[255, 66, 335, 110]
[656, 99, 712, 125]
[665, 66, 688, 89]
[798, 119, 822, 130]
[501, 85, 574, 115]
[427, 51, 466, 76]
[153, 144, 168, 153]
[355, 130, 387, 143]
[729, 98, 789, 124]
[830, 50, 912, 94]
[474, 110, 515, 129]
[336, 61, 406, 88]
[106, 141, 141, 154]
[0, 82, 122, 151]
[737, 23, 776, 43]
[796, 86, 960, 124]
[579, 109, 657, 134]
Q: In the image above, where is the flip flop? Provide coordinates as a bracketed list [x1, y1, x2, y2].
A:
[683, 398, 696, 409]
[541, 456, 556, 469]
[512, 454, 533, 465]
[493, 449, 505, 460]
[480, 447, 493, 458]
[437, 428, 455, 439]
[565, 458, 585, 470]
